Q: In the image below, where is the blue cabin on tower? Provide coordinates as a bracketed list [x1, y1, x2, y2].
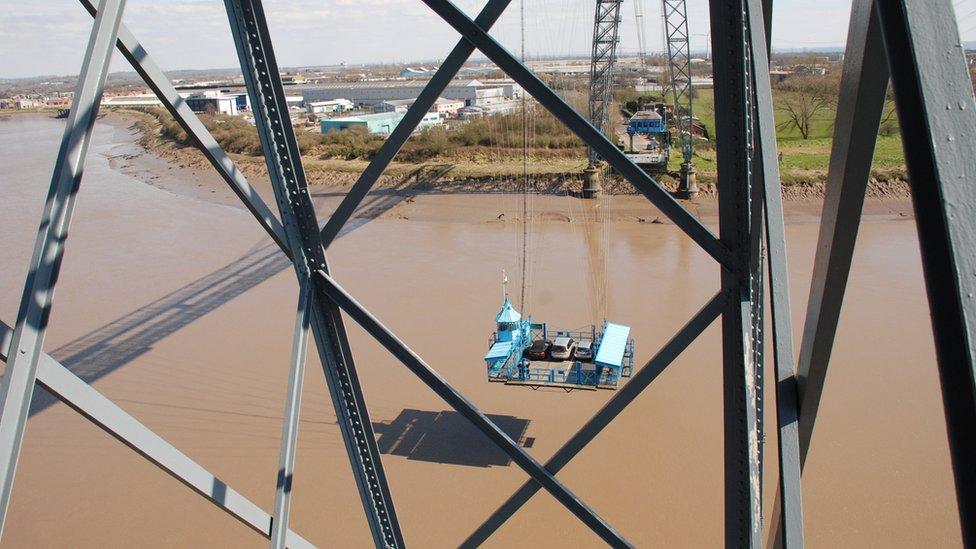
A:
[484, 297, 531, 380]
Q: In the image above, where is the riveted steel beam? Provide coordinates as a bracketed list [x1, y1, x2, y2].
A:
[744, 0, 805, 546]
[709, 0, 764, 544]
[224, 1, 403, 546]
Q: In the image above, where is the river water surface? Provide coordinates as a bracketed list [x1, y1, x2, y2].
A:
[0, 114, 961, 547]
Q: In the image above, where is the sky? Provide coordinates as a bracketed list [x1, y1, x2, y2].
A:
[2, 0, 976, 79]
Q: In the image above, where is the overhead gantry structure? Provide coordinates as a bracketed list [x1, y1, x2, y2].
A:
[1, 0, 975, 547]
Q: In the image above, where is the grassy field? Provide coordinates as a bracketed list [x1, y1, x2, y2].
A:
[676, 88, 905, 185]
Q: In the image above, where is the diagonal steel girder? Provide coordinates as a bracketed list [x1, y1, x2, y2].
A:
[316, 270, 631, 547]
[462, 291, 727, 547]
[744, 0, 805, 545]
[416, 0, 732, 268]
[874, 1, 976, 543]
[77, 0, 288, 255]
[0, 0, 127, 535]
[223, 0, 404, 546]
[319, 0, 510, 249]
[0, 321, 314, 549]
[270, 282, 312, 549]
[796, 0, 888, 465]
[709, 0, 765, 544]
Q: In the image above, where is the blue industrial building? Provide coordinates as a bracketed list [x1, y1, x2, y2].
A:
[320, 111, 441, 135]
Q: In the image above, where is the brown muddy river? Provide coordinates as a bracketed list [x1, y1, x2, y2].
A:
[0, 114, 961, 547]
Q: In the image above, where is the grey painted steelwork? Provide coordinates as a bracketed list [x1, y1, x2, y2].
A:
[462, 291, 727, 547]
[0, 321, 314, 549]
[796, 0, 888, 465]
[418, 0, 731, 268]
[587, 0, 623, 166]
[2, 0, 975, 545]
[317, 270, 631, 547]
[662, 0, 694, 164]
[270, 283, 312, 549]
[319, 0, 510, 250]
[709, 0, 763, 545]
[0, 0, 127, 534]
[874, 1, 976, 543]
[744, 0, 804, 546]
[222, 1, 404, 546]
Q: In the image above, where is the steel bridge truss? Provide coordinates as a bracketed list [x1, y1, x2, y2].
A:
[662, 0, 694, 164]
[587, 0, 624, 166]
[0, 0, 974, 547]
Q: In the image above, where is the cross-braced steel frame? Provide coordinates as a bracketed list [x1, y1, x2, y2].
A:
[0, 0, 974, 547]
[662, 0, 694, 164]
[587, 0, 623, 166]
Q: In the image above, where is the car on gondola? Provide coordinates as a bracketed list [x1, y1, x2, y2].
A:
[525, 339, 551, 360]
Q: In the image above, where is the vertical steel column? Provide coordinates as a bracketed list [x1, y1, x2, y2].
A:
[795, 0, 888, 463]
[709, 0, 763, 545]
[744, 0, 804, 546]
[662, 0, 694, 163]
[587, 0, 623, 166]
[875, 1, 976, 543]
[0, 0, 126, 535]
[270, 283, 311, 549]
[223, 2, 404, 547]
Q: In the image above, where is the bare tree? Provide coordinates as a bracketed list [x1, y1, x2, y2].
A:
[878, 83, 899, 136]
[776, 75, 838, 140]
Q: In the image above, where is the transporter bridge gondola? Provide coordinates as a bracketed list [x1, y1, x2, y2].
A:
[484, 298, 635, 391]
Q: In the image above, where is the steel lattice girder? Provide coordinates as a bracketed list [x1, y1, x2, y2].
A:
[708, 0, 764, 544]
[224, 0, 627, 546]
[223, 1, 405, 545]
[662, 0, 694, 162]
[2, 0, 973, 546]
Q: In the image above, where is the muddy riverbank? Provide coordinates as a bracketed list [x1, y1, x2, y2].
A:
[0, 114, 958, 547]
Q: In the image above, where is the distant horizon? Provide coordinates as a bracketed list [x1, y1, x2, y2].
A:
[3, 0, 976, 80]
[2, 46, 857, 83]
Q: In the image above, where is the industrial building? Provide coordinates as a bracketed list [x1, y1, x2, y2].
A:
[307, 99, 353, 114]
[100, 94, 163, 108]
[300, 79, 518, 109]
[320, 111, 441, 135]
[374, 97, 464, 117]
[184, 91, 239, 115]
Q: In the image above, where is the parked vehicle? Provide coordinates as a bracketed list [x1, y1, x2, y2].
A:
[550, 336, 577, 361]
[525, 339, 552, 360]
[575, 339, 594, 361]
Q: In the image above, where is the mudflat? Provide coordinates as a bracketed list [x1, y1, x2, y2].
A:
[0, 114, 959, 547]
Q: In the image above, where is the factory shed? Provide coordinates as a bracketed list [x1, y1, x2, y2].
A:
[321, 111, 441, 135]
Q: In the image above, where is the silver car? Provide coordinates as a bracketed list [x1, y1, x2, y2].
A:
[575, 339, 594, 361]
[550, 336, 577, 361]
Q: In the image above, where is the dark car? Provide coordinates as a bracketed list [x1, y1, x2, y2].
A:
[525, 339, 551, 360]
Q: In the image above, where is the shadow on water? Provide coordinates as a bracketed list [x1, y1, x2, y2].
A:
[23, 173, 426, 415]
[372, 409, 533, 468]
